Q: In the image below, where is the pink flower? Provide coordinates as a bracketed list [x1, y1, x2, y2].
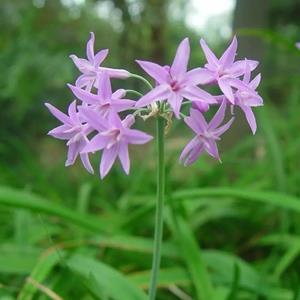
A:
[70, 32, 129, 90]
[45, 101, 94, 173]
[199, 36, 258, 103]
[68, 72, 135, 118]
[81, 109, 153, 178]
[180, 101, 234, 165]
[135, 38, 216, 118]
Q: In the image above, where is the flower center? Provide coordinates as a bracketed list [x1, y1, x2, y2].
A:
[102, 128, 122, 149]
[170, 80, 181, 92]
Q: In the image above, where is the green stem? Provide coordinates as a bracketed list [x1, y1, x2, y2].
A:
[130, 73, 153, 90]
[148, 116, 165, 300]
[125, 89, 143, 98]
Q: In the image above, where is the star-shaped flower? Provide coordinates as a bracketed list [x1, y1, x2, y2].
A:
[81, 109, 153, 178]
[70, 32, 129, 90]
[199, 36, 259, 103]
[231, 62, 263, 134]
[180, 101, 234, 165]
[45, 101, 94, 173]
[135, 38, 216, 118]
[68, 72, 135, 118]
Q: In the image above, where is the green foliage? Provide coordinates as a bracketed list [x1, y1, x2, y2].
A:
[0, 0, 300, 299]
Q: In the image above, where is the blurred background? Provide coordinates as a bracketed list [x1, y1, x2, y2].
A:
[0, 0, 300, 299]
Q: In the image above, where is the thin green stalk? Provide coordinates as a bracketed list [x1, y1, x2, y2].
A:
[125, 89, 143, 98]
[148, 116, 165, 300]
[130, 73, 153, 90]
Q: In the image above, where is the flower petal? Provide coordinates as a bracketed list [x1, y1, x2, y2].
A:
[75, 74, 95, 89]
[135, 84, 170, 107]
[214, 117, 234, 136]
[48, 125, 73, 140]
[219, 36, 237, 69]
[168, 93, 183, 119]
[83, 133, 109, 153]
[68, 84, 100, 105]
[45, 103, 71, 125]
[200, 38, 219, 68]
[229, 59, 258, 77]
[180, 136, 204, 166]
[249, 73, 261, 90]
[170, 38, 190, 77]
[86, 32, 95, 62]
[112, 89, 126, 99]
[97, 72, 112, 100]
[209, 100, 227, 130]
[240, 105, 257, 134]
[181, 85, 216, 104]
[205, 140, 221, 161]
[218, 78, 235, 103]
[100, 145, 119, 179]
[93, 49, 109, 67]
[80, 152, 94, 174]
[112, 99, 136, 112]
[125, 129, 153, 144]
[118, 143, 130, 174]
[79, 107, 108, 131]
[99, 67, 130, 79]
[186, 108, 208, 133]
[68, 100, 79, 123]
[69, 55, 92, 73]
[185, 68, 215, 85]
[135, 60, 169, 84]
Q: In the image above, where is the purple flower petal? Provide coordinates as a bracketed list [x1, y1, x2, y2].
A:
[170, 38, 190, 77]
[125, 129, 153, 144]
[69, 55, 92, 73]
[118, 143, 130, 174]
[83, 133, 109, 153]
[68, 84, 100, 105]
[192, 101, 210, 113]
[213, 117, 234, 136]
[240, 104, 257, 134]
[99, 67, 130, 79]
[218, 78, 235, 103]
[98, 72, 112, 100]
[229, 59, 258, 77]
[45, 103, 71, 125]
[205, 140, 220, 161]
[135, 84, 170, 107]
[79, 107, 108, 131]
[181, 85, 216, 104]
[185, 68, 215, 85]
[219, 36, 237, 69]
[86, 32, 95, 62]
[135, 60, 169, 84]
[180, 136, 204, 166]
[80, 152, 94, 174]
[48, 125, 73, 140]
[112, 89, 126, 99]
[200, 39, 219, 68]
[100, 145, 119, 178]
[185, 109, 208, 133]
[249, 73, 261, 90]
[168, 93, 183, 119]
[209, 100, 227, 130]
[93, 49, 109, 67]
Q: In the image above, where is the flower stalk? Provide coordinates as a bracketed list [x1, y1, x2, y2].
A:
[148, 115, 165, 300]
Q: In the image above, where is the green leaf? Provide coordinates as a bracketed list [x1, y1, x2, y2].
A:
[67, 254, 148, 300]
[172, 188, 300, 213]
[0, 186, 107, 232]
[17, 250, 62, 300]
[169, 211, 214, 300]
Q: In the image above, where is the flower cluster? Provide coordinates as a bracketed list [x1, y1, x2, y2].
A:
[46, 32, 263, 178]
